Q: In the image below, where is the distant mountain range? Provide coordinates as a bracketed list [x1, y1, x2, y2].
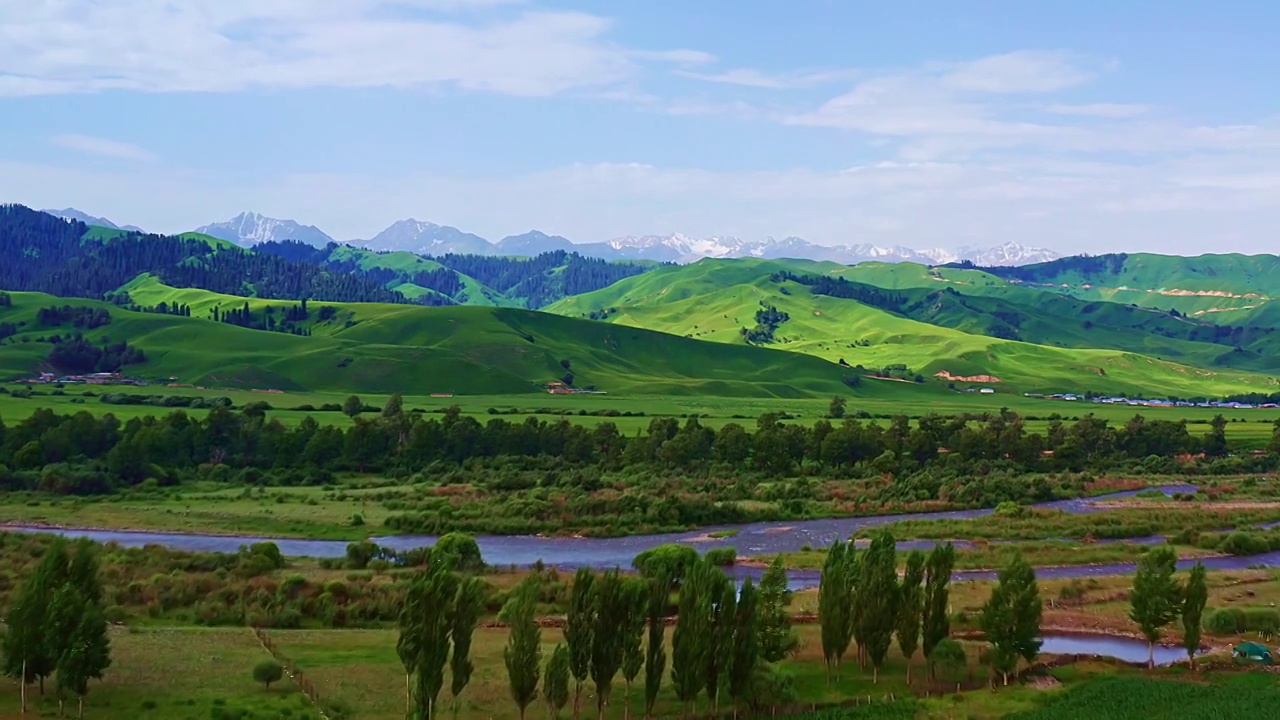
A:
[53, 207, 1062, 266]
[43, 208, 143, 233]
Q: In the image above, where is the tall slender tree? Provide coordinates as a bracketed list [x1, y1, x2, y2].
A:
[728, 579, 759, 719]
[705, 573, 735, 715]
[619, 578, 648, 720]
[922, 542, 956, 679]
[671, 560, 711, 719]
[896, 550, 926, 684]
[544, 645, 571, 720]
[643, 573, 668, 720]
[818, 540, 851, 682]
[397, 555, 463, 720]
[449, 577, 486, 718]
[591, 568, 627, 716]
[566, 568, 596, 720]
[1183, 562, 1208, 670]
[1129, 546, 1182, 668]
[859, 530, 900, 683]
[502, 580, 542, 720]
[758, 557, 796, 662]
[53, 590, 111, 720]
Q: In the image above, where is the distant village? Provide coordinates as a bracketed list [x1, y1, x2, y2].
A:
[1025, 392, 1279, 410]
[23, 371, 149, 386]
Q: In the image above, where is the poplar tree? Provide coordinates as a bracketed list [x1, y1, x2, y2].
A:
[818, 540, 856, 681]
[566, 568, 596, 720]
[896, 550, 926, 684]
[590, 568, 628, 716]
[449, 577, 486, 718]
[502, 581, 542, 720]
[728, 579, 759, 719]
[671, 560, 711, 719]
[859, 530, 900, 683]
[619, 578, 648, 720]
[53, 590, 111, 720]
[544, 645, 571, 720]
[1129, 546, 1182, 668]
[643, 573, 668, 720]
[397, 556, 462, 720]
[1183, 562, 1207, 670]
[705, 573, 735, 715]
[758, 557, 796, 662]
[922, 542, 956, 679]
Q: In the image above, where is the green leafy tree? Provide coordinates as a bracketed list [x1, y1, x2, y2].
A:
[828, 396, 847, 419]
[979, 553, 1042, 685]
[342, 394, 364, 418]
[382, 392, 405, 418]
[728, 579, 759, 718]
[619, 578, 648, 720]
[67, 539, 104, 606]
[566, 568, 596, 720]
[544, 645, 571, 720]
[922, 542, 956, 679]
[818, 540, 853, 681]
[502, 580, 542, 720]
[705, 572, 734, 715]
[253, 660, 284, 690]
[758, 556, 797, 663]
[643, 573, 668, 720]
[2, 538, 71, 704]
[671, 560, 711, 719]
[896, 550, 926, 683]
[1129, 546, 1183, 668]
[858, 530, 900, 683]
[397, 556, 463, 720]
[1182, 562, 1208, 670]
[449, 577, 486, 718]
[930, 638, 968, 689]
[590, 568, 627, 716]
[54, 594, 111, 719]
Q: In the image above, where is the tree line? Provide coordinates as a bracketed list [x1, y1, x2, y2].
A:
[0, 400, 1277, 498]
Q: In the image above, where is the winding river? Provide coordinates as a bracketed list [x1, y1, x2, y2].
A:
[9, 484, 1280, 587]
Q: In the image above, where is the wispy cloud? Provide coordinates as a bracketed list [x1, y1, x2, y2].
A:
[1045, 103, 1153, 118]
[676, 67, 861, 90]
[940, 51, 1095, 93]
[0, 1, 702, 98]
[50, 134, 157, 162]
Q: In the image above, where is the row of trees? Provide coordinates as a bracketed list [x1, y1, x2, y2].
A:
[3, 399, 1277, 497]
[1, 538, 112, 718]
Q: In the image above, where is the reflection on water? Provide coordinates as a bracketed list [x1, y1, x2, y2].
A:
[1038, 633, 1200, 666]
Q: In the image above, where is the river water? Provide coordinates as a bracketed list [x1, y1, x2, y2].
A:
[13, 484, 1280, 588]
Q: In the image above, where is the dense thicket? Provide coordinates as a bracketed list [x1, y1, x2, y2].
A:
[0, 401, 1273, 505]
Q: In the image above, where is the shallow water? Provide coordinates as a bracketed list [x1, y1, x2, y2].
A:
[1037, 633, 1199, 666]
[16, 482, 1267, 589]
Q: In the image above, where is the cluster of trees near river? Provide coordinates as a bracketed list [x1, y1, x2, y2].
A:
[2, 396, 1278, 493]
[0, 527, 1236, 720]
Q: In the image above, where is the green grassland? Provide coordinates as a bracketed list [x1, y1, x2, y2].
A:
[547, 259, 1280, 397]
[1, 280, 889, 398]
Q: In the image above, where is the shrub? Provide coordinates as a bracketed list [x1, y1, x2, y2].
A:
[252, 660, 284, 690]
[703, 546, 737, 566]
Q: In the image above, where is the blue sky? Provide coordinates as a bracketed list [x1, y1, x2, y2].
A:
[1, 0, 1277, 253]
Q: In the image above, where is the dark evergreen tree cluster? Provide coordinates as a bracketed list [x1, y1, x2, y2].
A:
[0, 291, 12, 307]
[427, 250, 652, 308]
[35, 305, 112, 330]
[741, 303, 790, 344]
[45, 335, 146, 374]
[772, 271, 908, 312]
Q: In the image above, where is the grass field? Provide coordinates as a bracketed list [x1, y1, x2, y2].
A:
[0, 626, 305, 720]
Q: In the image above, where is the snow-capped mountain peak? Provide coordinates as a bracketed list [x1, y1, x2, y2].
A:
[956, 241, 1062, 267]
[357, 219, 493, 255]
[196, 212, 335, 247]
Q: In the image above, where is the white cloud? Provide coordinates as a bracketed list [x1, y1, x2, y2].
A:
[675, 67, 860, 90]
[6, 151, 1279, 256]
[50, 134, 157, 162]
[940, 51, 1095, 93]
[0, 1, 695, 97]
[1045, 103, 1153, 118]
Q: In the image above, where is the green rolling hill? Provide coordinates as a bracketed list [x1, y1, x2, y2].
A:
[0, 282, 891, 398]
[547, 259, 1280, 397]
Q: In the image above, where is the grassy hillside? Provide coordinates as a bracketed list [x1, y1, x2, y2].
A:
[980, 253, 1280, 320]
[0, 282, 893, 398]
[548, 259, 1280, 397]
